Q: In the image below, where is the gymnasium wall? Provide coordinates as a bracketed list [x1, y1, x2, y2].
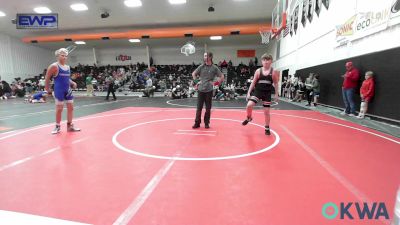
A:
[0, 33, 53, 83]
[295, 47, 400, 120]
[268, 0, 400, 72]
[68, 44, 268, 67]
[266, 0, 400, 120]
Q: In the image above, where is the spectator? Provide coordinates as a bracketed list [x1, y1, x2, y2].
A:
[24, 80, 34, 94]
[171, 85, 185, 99]
[142, 76, 154, 97]
[249, 59, 254, 67]
[341, 61, 360, 116]
[284, 77, 292, 99]
[305, 73, 315, 106]
[91, 77, 98, 91]
[292, 77, 305, 102]
[12, 81, 25, 97]
[312, 74, 320, 107]
[221, 60, 228, 68]
[38, 76, 46, 91]
[86, 74, 95, 96]
[281, 76, 287, 97]
[0, 80, 12, 100]
[290, 74, 299, 100]
[357, 71, 375, 119]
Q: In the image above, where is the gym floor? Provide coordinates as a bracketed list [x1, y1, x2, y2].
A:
[0, 94, 399, 225]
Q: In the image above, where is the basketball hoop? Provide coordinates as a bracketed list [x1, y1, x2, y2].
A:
[259, 30, 272, 45]
[271, 28, 282, 40]
[65, 45, 77, 55]
[181, 41, 196, 56]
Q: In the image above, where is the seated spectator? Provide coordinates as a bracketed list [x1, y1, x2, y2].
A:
[171, 85, 187, 99]
[291, 78, 306, 102]
[24, 80, 34, 94]
[1, 80, 12, 100]
[12, 82, 25, 97]
[142, 76, 154, 97]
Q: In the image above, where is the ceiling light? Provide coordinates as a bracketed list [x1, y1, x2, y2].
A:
[70, 3, 88, 11]
[169, 0, 186, 5]
[124, 0, 142, 7]
[0, 11, 6, 17]
[210, 36, 222, 40]
[129, 39, 141, 43]
[75, 41, 86, 45]
[34, 7, 52, 14]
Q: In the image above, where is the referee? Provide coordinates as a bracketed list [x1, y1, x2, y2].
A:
[192, 52, 224, 129]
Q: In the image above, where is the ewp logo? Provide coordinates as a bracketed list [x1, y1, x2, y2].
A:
[16, 14, 58, 29]
[322, 202, 389, 220]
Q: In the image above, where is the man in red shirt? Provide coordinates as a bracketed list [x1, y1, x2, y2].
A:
[341, 61, 360, 116]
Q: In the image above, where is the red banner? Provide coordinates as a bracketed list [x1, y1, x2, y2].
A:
[237, 50, 256, 58]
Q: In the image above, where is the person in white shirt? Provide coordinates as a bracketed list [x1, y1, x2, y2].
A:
[142, 77, 154, 97]
[38, 77, 46, 91]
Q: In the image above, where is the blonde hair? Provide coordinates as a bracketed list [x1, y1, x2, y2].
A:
[365, 71, 374, 77]
[55, 48, 69, 57]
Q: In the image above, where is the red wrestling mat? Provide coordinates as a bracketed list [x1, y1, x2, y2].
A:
[0, 107, 399, 225]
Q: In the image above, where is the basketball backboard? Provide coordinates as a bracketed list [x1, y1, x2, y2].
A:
[271, 0, 288, 38]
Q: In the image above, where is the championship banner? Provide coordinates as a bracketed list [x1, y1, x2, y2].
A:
[322, 0, 330, 10]
[307, 0, 315, 23]
[390, 0, 400, 26]
[288, 0, 298, 36]
[283, 14, 291, 37]
[290, 13, 295, 36]
[294, 4, 300, 34]
[315, 0, 322, 16]
[301, 0, 308, 27]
